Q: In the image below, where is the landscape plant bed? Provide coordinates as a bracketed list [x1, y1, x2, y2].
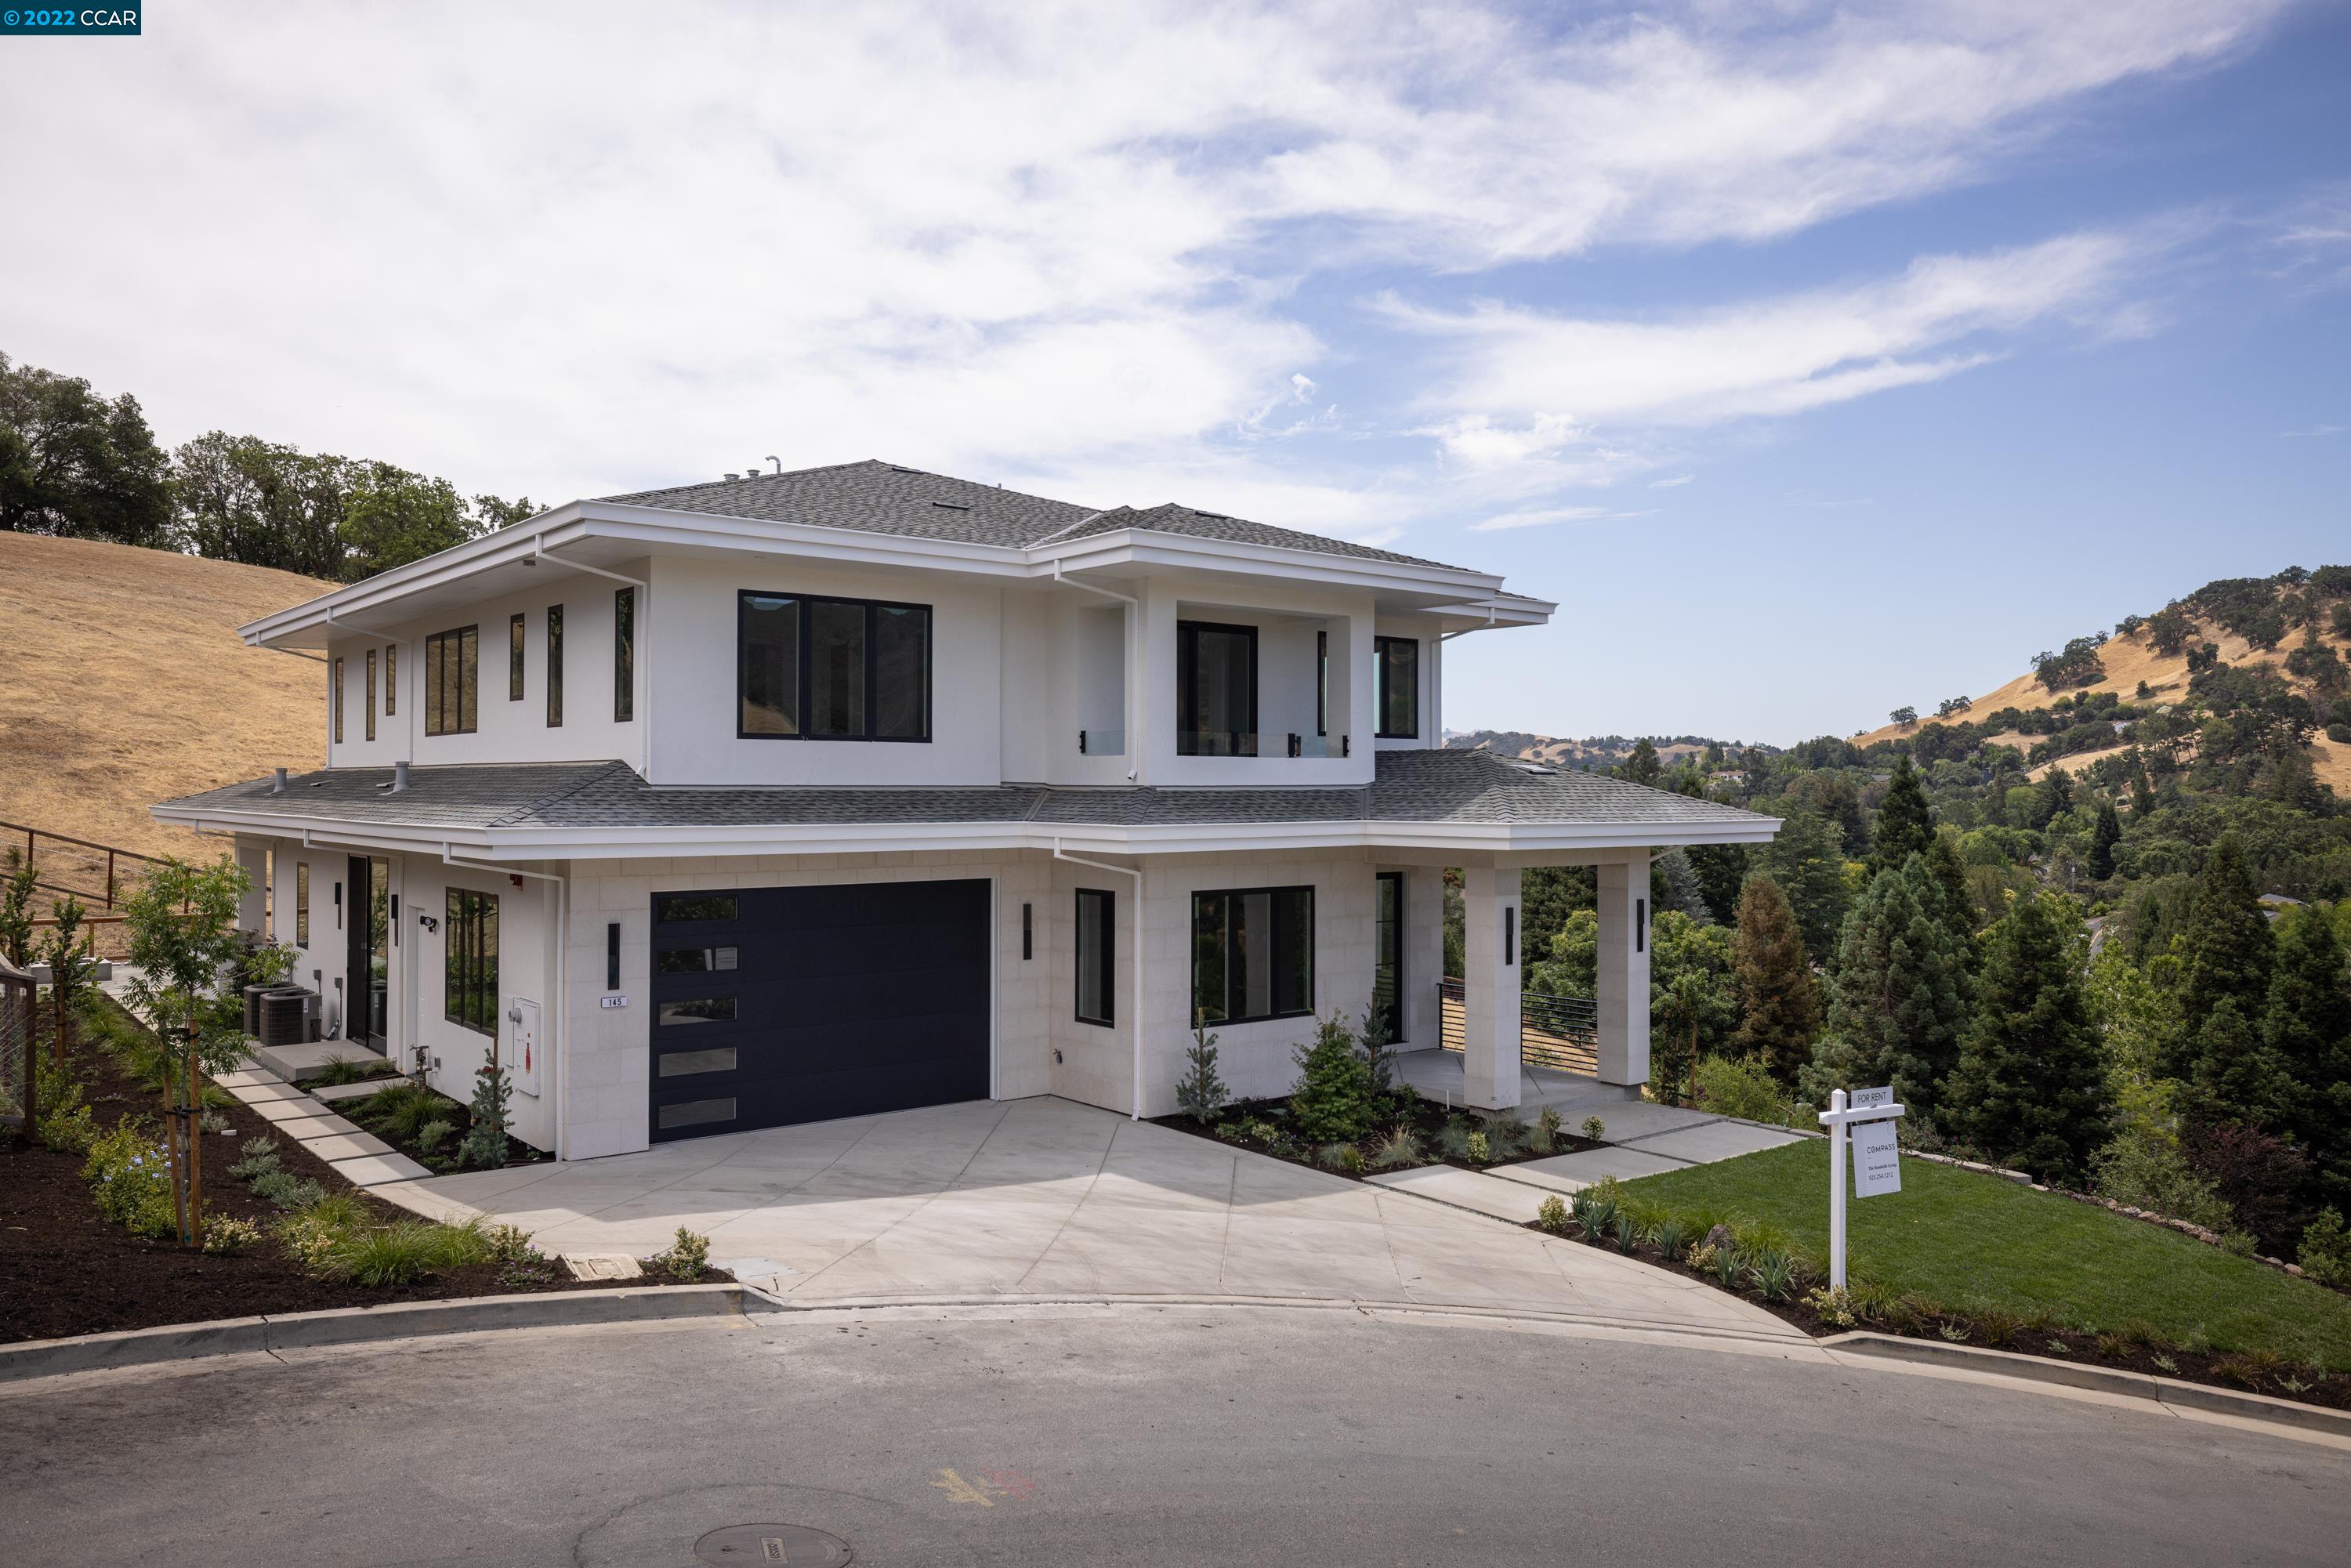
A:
[1153, 1092, 1603, 1181]
[0, 1000, 723, 1345]
[1519, 1139, 2351, 1414]
[337, 1077, 553, 1173]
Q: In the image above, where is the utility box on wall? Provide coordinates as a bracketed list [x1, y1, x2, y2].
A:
[511, 998, 542, 1096]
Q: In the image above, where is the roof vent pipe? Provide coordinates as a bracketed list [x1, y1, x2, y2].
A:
[272, 767, 288, 794]
[393, 759, 411, 793]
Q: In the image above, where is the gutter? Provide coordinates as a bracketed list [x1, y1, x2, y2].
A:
[1052, 839, 1146, 1121]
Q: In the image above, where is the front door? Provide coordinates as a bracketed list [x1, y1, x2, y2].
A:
[345, 855, 390, 1052]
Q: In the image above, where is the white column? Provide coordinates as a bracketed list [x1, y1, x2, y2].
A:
[1460, 864, 1522, 1110]
[234, 838, 269, 936]
[1595, 855, 1650, 1085]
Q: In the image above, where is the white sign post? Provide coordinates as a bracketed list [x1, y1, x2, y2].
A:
[1818, 1087, 1907, 1291]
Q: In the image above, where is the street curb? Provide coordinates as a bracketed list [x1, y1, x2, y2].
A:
[1822, 1331, 2351, 1439]
[0, 1284, 780, 1385]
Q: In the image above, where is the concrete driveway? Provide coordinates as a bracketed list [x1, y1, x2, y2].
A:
[379, 1096, 1793, 1341]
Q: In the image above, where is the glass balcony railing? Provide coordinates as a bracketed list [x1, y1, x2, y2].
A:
[1077, 728, 1125, 756]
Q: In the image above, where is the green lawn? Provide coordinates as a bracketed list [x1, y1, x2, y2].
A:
[1618, 1139, 2351, 1369]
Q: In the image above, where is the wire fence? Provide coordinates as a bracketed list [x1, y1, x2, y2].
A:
[1436, 977, 1600, 1077]
[0, 954, 36, 1133]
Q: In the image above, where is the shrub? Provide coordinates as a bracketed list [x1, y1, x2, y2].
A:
[2182, 1120, 2309, 1255]
[2221, 1229, 2258, 1258]
[202, 1215, 263, 1255]
[1806, 1285, 1857, 1328]
[32, 1074, 99, 1154]
[1464, 1131, 1490, 1164]
[460, 1060, 514, 1169]
[416, 1118, 456, 1157]
[1175, 1017, 1230, 1124]
[644, 1226, 712, 1281]
[1710, 1244, 1743, 1291]
[1581, 1115, 1607, 1143]
[84, 1121, 176, 1239]
[1531, 1106, 1562, 1154]
[1484, 1117, 1527, 1157]
[324, 1222, 448, 1287]
[1693, 1055, 1795, 1126]
[2298, 1208, 2351, 1287]
[484, 1222, 539, 1264]
[1288, 1016, 1379, 1143]
[250, 1170, 327, 1211]
[1536, 1195, 1571, 1236]
[1611, 1211, 1640, 1254]
[228, 1136, 282, 1182]
[1652, 1218, 1691, 1263]
[352, 1082, 465, 1143]
[314, 1053, 395, 1086]
[1436, 1114, 1473, 1159]
[1368, 1126, 1424, 1169]
[1748, 1249, 1795, 1302]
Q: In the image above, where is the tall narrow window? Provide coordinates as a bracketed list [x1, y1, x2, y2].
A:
[874, 603, 929, 740]
[509, 612, 525, 701]
[1374, 871, 1404, 1045]
[364, 650, 376, 741]
[740, 594, 800, 736]
[295, 861, 310, 949]
[385, 646, 397, 716]
[1316, 629, 1328, 737]
[444, 888, 500, 1035]
[1176, 621, 1257, 756]
[808, 599, 865, 737]
[614, 587, 635, 722]
[1075, 888, 1114, 1027]
[423, 626, 480, 736]
[1373, 636, 1419, 739]
[1191, 886, 1313, 1025]
[545, 603, 563, 727]
[331, 657, 345, 744]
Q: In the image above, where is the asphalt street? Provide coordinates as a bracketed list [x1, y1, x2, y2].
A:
[3, 1304, 2345, 1566]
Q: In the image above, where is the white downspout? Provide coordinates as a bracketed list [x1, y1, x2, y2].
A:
[1049, 561, 1141, 783]
[1053, 839, 1146, 1120]
[531, 540, 653, 782]
[443, 848, 570, 1160]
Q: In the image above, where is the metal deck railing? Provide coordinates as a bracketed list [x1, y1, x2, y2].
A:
[1436, 977, 1600, 1077]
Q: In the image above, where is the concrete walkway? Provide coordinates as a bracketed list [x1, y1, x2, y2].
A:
[1481, 1103, 1812, 1197]
[372, 1097, 1797, 1342]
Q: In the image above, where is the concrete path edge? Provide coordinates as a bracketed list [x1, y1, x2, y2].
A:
[0, 1284, 777, 1385]
[1824, 1331, 2351, 1439]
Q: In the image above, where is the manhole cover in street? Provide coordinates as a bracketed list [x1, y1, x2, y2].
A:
[693, 1523, 854, 1566]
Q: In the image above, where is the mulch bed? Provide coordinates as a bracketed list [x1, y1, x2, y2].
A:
[333, 1077, 553, 1173]
[1154, 1092, 1603, 1181]
[1526, 1215, 2351, 1414]
[1, 1001, 724, 1345]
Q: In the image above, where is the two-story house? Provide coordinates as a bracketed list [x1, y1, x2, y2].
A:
[155, 460, 1776, 1160]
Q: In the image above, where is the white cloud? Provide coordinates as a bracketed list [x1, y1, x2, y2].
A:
[0, 0, 2284, 531]
[1390, 230, 2155, 466]
[1468, 505, 1656, 532]
[1650, 473, 1695, 488]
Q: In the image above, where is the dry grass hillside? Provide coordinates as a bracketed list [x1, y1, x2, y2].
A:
[0, 533, 330, 859]
[1855, 597, 2351, 792]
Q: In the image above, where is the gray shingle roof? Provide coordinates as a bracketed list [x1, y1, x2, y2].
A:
[596, 459, 1473, 574]
[158, 751, 1769, 837]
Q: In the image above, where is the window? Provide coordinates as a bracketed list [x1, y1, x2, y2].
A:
[1374, 636, 1418, 738]
[657, 997, 736, 1026]
[444, 887, 499, 1034]
[1374, 871, 1404, 1044]
[295, 861, 310, 948]
[1075, 888, 1114, 1027]
[424, 626, 480, 737]
[364, 650, 376, 742]
[659, 1047, 737, 1077]
[331, 657, 344, 744]
[735, 592, 932, 742]
[1192, 887, 1313, 1025]
[614, 587, 635, 722]
[545, 604, 563, 726]
[385, 646, 397, 716]
[1176, 621, 1256, 756]
[656, 947, 738, 974]
[509, 613, 525, 701]
[656, 893, 737, 922]
[1316, 629, 1328, 737]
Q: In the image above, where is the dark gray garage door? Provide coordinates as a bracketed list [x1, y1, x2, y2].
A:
[647, 878, 991, 1142]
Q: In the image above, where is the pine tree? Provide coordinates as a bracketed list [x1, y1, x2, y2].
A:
[1943, 893, 2111, 1186]
[2087, 800, 2121, 881]
[2166, 832, 2276, 1081]
[1751, 809, 1850, 961]
[1869, 755, 1934, 875]
[2265, 911, 2351, 1208]
[1730, 875, 1820, 1085]
[2185, 996, 2299, 1133]
[1622, 737, 1662, 787]
[1921, 831, 1980, 960]
[2128, 751, 2157, 819]
[2043, 765, 2075, 819]
[1818, 857, 1974, 1121]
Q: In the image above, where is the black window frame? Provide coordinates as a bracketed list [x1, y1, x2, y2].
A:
[545, 603, 563, 728]
[1176, 619, 1259, 757]
[294, 860, 310, 949]
[364, 650, 376, 741]
[331, 656, 344, 744]
[444, 886, 499, 1036]
[1075, 887, 1115, 1027]
[509, 612, 525, 701]
[1190, 885, 1315, 1027]
[614, 587, 636, 723]
[1373, 636, 1419, 739]
[423, 625, 480, 737]
[385, 646, 397, 717]
[734, 590, 933, 744]
[1374, 871, 1404, 1045]
[1316, 628, 1328, 737]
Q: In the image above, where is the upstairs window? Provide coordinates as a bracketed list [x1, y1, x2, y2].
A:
[444, 887, 499, 1035]
[546, 604, 563, 727]
[331, 657, 344, 744]
[385, 646, 397, 716]
[614, 587, 636, 722]
[737, 592, 931, 742]
[1192, 886, 1313, 1025]
[1374, 636, 1418, 739]
[1316, 629, 1328, 737]
[1176, 621, 1256, 757]
[509, 613, 525, 701]
[364, 650, 376, 741]
[295, 861, 310, 948]
[424, 625, 479, 737]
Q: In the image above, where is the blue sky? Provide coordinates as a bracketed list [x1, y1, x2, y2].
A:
[5, 2, 2347, 743]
